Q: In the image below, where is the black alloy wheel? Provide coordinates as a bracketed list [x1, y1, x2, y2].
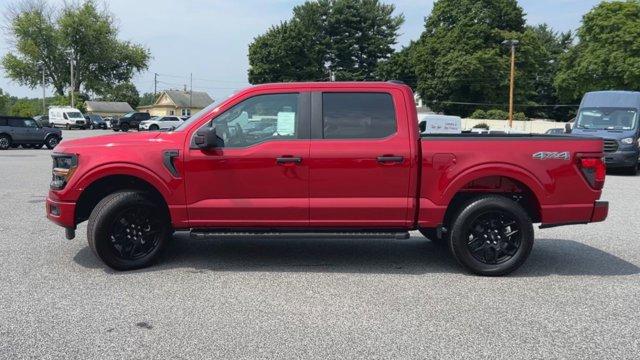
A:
[465, 211, 521, 265]
[120, 123, 130, 132]
[45, 136, 59, 149]
[0, 135, 10, 150]
[108, 207, 162, 261]
[448, 196, 534, 276]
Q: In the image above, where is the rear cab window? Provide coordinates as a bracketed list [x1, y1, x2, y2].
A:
[321, 93, 396, 139]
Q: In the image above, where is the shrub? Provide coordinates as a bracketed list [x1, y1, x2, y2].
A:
[470, 109, 487, 119]
[472, 122, 490, 129]
[486, 109, 509, 120]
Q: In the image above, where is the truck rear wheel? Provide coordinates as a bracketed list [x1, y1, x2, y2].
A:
[448, 196, 534, 276]
[0, 135, 10, 150]
[87, 191, 170, 270]
[120, 123, 130, 132]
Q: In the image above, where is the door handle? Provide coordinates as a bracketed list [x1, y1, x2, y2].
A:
[377, 156, 404, 163]
[276, 156, 302, 164]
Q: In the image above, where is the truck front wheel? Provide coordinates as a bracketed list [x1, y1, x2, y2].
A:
[87, 191, 170, 270]
[448, 196, 534, 276]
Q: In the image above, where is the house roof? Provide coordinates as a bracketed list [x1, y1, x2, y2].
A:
[85, 101, 134, 113]
[163, 90, 214, 108]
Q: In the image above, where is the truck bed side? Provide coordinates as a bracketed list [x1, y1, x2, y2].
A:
[417, 135, 604, 228]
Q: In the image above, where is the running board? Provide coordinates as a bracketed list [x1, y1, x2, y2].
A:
[190, 230, 410, 240]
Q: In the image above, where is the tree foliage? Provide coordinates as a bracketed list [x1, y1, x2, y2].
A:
[375, 41, 418, 89]
[1, 0, 150, 97]
[100, 82, 140, 108]
[248, 0, 403, 84]
[555, 0, 640, 102]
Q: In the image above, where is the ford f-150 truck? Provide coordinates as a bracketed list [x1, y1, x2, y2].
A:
[46, 82, 608, 276]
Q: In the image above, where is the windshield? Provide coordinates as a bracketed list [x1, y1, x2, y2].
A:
[575, 108, 638, 130]
[174, 101, 219, 131]
[122, 112, 135, 118]
[66, 112, 84, 119]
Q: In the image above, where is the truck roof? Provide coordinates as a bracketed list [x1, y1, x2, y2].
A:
[249, 81, 412, 91]
[580, 91, 640, 109]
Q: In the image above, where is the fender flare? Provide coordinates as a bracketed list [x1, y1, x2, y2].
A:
[440, 163, 550, 206]
[73, 162, 173, 201]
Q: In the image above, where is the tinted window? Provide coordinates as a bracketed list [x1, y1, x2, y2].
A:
[24, 119, 38, 128]
[322, 93, 396, 139]
[0, 119, 7, 126]
[8, 119, 25, 127]
[207, 93, 300, 148]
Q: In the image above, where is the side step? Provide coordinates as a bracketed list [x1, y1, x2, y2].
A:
[190, 230, 410, 240]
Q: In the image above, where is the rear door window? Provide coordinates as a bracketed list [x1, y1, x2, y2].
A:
[8, 119, 25, 127]
[322, 93, 396, 139]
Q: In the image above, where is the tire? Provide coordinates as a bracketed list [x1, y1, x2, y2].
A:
[149, 124, 159, 131]
[113, 128, 120, 132]
[0, 134, 11, 150]
[120, 123, 130, 132]
[66, 124, 71, 130]
[45, 136, 60, 150]
[419, 228, 446, 245]
[87, 191, 170, 271]
[448, 195, 534, 276]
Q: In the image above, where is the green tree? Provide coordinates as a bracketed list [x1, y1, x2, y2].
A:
[0, 89, 10, 115]
[248, 0, 403, 84]
[555, 0, 640, 102]
[2, 0, 150, 97]
[413, 0, 528, 116]
[9, 98, 40, 117]
[375, 41, 418, 89]
[139, 92, 158, 107]
[101, 83, 140, 108]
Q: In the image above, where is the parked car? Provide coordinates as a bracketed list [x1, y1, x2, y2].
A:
[110, 112, 151, 132]
[46, 81, 608, 276]
[545, 128, 566, 135]
[84, 114, 108, 129]
[33, 115, 50, 127]
[0, 116, 62, 150]
[138, 116, 184, 131]
[569, 91, 640, 175]
[49, 106, 87, 129]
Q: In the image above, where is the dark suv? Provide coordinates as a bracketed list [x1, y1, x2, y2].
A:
[111, 112, 151, 132]
[0, 116, 62, 150]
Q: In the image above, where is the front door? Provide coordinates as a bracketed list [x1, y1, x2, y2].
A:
[185, 92, 310, 228]
[309, 91, 413, 228]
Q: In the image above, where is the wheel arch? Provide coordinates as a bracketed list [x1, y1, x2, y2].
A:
[74, 167, 172, 225]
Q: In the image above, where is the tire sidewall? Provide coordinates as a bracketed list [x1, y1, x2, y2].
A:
[0, 135, 10, 150]
[88, 192, 170, 270]
[45, 136, 59, 149]
[449, 196, 534, 276]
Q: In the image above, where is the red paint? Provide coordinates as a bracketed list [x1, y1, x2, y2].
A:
[46, 81, 608, 232]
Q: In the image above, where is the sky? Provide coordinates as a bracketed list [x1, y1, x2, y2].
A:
[0, 0, 602, 101]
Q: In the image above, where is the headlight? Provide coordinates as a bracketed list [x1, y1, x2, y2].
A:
[621, 137, 634, 144]
[51, 154, 78, 190]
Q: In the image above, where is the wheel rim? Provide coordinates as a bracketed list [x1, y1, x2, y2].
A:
[466, 210, 522, 265]
[0, 138, 8, 148]
[48, 137, 58, 147]
[108, 207, 161, 261]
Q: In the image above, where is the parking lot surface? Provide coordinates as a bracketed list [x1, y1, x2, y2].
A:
[1, 129, 639, 359]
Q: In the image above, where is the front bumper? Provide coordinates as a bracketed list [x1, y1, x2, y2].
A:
[604, 149, 639, 168]
[46, 197, 76, 229]
[138, 123, 151, 130]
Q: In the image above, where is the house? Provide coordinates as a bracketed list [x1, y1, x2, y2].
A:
[137, 90, 214, 117]
[84, 101, 134, 117]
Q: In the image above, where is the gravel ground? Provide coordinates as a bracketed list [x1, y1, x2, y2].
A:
[1, 129, 639, 359]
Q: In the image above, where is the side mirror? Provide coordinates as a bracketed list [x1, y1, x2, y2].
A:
[419, 120, 426, 133]
[194, 126, 219, 149]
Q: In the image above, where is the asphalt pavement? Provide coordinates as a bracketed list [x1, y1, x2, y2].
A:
[1, 129, 639, 359]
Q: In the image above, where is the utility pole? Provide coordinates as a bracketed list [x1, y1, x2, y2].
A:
[67, 49, 75, 108]
[189, 72, 193, 109]
[154, 72, 158, 95]
[502, 40, 519, 128]
[40, 63, 46, 115]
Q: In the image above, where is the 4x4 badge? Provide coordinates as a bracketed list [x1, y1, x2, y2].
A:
[532, 151, 570, 160]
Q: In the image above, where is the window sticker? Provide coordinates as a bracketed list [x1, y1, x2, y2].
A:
[277, 112, 296, 136]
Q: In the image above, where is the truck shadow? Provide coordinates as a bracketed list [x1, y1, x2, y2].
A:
[73, 235, 640, 277]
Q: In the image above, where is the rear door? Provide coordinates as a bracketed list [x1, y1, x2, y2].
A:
[309, 90, 413, 228]
[7, 119, 28, 142]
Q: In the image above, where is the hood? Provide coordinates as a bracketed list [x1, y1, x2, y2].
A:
[571, 128, 637, 141]
[56, 131, 163, 151]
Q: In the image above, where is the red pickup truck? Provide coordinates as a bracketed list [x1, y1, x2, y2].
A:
[46, 82, 608, 275]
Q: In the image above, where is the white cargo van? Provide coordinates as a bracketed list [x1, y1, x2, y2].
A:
[419, 114, 462, 134]
[49, 106, 87, 129]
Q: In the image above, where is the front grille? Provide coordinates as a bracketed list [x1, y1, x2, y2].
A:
[603, 139, 619, 153]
